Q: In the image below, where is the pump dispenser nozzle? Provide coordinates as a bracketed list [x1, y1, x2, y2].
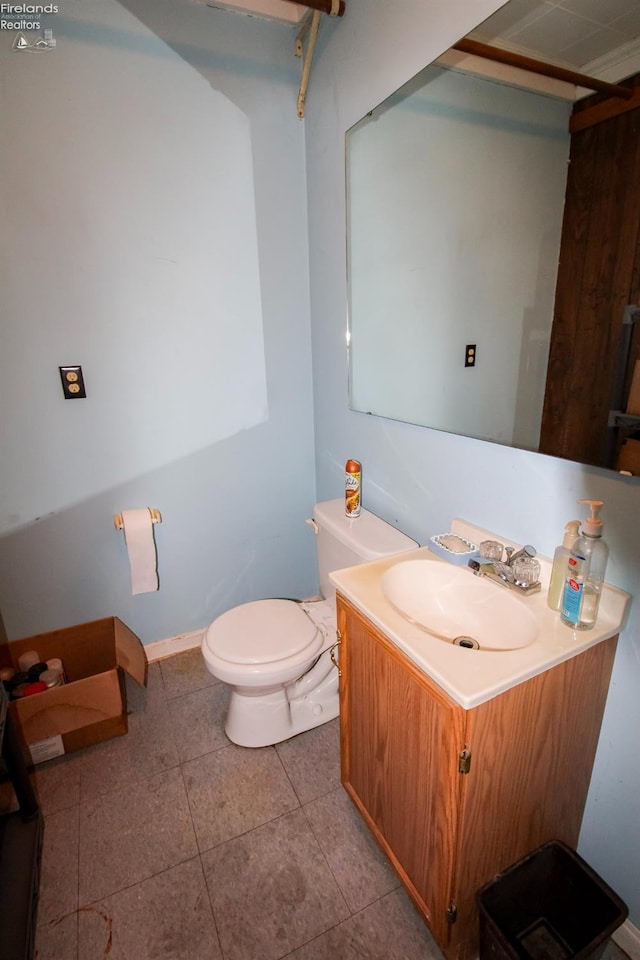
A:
[578, 499, 604, 537]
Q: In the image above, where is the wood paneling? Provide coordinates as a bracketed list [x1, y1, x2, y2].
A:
[539, 75, 640, 466]
[570, 86, 640, 133]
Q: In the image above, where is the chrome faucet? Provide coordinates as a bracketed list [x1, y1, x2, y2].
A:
[469, 544, 541, 596]
[504, 544, 537, 568]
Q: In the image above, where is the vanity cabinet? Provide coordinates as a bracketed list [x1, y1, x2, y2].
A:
[337, 594, 618, 960]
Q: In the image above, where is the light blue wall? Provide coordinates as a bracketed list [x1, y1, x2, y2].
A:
[0, 0, 638, 931]
[305, 0, 640, 926]
[349, 64, 570, 449]
[0, 0, 318, 641]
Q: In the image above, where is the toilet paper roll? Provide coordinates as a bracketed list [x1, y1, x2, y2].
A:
[121, 508, 159, 595]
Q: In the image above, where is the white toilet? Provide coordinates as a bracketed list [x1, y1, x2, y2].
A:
[201, 498, 418, 747]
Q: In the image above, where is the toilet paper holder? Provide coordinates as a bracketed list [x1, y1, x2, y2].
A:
[113, 508, 162, 530]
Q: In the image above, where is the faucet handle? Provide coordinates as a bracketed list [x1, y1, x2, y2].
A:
[513, 556, 541, 587]
[506, 544, 536, 566]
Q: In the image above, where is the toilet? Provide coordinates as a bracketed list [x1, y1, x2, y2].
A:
[201, 498, 418, 747]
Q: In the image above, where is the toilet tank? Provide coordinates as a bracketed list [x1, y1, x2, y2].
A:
[312, 499, 418, 600]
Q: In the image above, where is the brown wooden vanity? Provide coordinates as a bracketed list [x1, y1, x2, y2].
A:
[337, 594, 618, 960]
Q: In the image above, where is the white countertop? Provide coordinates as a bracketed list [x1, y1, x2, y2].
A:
[329, 518, 631, 709]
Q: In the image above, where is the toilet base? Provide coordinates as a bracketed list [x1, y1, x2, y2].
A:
[224, 650, 339, 748]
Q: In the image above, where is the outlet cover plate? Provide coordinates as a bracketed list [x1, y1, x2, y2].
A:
[59, 365, 86, 399]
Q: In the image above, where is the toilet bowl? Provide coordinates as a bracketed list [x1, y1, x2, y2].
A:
[201, 498, 418, 748]
[203, 596, 339, 748]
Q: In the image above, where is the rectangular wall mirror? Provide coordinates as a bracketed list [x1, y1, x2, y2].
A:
[346, 0, 640, 475]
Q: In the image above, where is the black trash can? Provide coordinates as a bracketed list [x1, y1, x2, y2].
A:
[477, 841, 628, 960]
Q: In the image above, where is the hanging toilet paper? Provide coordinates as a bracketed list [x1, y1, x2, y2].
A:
[121, 508, 159, 595]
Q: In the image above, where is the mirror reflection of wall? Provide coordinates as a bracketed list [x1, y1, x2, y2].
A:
[347, 63, 571, 450]
[346, 0, 640, 475]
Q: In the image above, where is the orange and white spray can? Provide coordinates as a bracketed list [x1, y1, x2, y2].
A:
[345, 459, 362, 518]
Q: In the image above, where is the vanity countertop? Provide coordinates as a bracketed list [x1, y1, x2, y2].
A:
[329, 518, 631, 709]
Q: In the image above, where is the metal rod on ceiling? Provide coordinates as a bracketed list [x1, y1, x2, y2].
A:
[287, 0, 345, 16]
[452, 38, 633, 100]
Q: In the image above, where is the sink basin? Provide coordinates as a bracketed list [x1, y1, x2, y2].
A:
[381, 560, 538, 651]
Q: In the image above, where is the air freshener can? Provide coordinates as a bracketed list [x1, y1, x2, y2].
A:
[345, 459, 362, 517]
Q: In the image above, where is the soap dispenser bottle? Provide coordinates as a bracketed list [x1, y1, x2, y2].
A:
[560, 500, 609, 630]
[547, 520, 580, 611]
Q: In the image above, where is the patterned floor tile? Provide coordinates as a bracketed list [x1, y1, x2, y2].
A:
[276, 719, 341, 804]
[79, 766, 197, 903]
[202, 808, 350, 960]
[183, 742, 299, 851]
[78, 857, 221, 960]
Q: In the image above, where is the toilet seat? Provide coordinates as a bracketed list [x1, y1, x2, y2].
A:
[200, 499, 418, 747]
[204, 599, 323, 673]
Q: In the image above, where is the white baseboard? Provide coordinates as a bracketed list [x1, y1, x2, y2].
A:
[613, 920, 640, 960]
[144, 629, 204, 663]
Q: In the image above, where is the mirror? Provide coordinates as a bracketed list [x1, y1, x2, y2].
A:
[346, 0, 640, 473]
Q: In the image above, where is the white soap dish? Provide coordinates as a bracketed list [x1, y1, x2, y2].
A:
[429, 533, 479, 566]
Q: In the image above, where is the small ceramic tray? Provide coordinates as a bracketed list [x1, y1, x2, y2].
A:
[429, 533, 479, 566]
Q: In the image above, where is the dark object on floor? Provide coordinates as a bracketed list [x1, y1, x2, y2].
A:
[0, 691, 44, 960]
[477, 840, 628, 960]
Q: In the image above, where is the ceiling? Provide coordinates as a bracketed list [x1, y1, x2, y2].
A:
[191, 0, 640, 83]
[467, 0, 640, 83]
[187, 0, 309, 26]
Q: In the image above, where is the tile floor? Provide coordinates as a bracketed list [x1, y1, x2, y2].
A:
[26, 648, 439, 960]
[5, 647, 631, 960]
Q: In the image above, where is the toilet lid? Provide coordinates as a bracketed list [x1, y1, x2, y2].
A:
[205, 599, 322, 665]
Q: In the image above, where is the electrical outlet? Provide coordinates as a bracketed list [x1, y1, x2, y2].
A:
[465, 344, 476, 368]
[59, 365, 86, 399]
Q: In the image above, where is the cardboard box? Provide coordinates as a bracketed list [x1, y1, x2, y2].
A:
[626, 359, 640, 416]
[616, 438, 640, 476]
[0, 617, 147, 764]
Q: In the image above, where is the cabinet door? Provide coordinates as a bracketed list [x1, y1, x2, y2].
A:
[448, 634, 618, 960]
[338, 598, 467, 948]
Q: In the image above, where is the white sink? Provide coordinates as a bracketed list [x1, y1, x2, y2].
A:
[330, 524, 630, 709]
[381, 559, 538, 651]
